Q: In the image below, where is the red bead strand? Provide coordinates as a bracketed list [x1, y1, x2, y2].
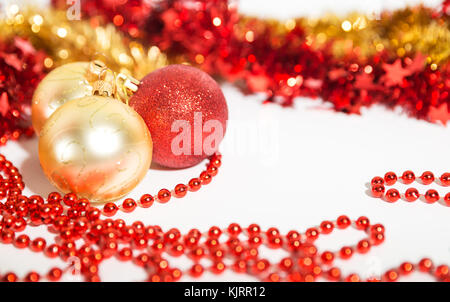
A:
[370, 171, 449, 206]
[0, 145, 448, 281]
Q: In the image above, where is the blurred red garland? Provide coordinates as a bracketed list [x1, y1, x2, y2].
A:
[53, 0, 450, 124]
[0, 38, 46, 145]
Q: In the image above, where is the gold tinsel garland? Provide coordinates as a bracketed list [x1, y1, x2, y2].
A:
[239, 6, 449, 65]
[0, 6, 168, 79]
[1, 4, 449, 77]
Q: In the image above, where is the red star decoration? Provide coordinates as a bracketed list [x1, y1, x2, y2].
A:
[406, 53, 427, 74]
[382, 59, 411, 87]
[354, 73, 378, 90]
[0, 92, 9, 117]
[428, 103, 450, 125]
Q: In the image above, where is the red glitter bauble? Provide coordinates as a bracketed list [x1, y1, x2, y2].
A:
[129, 65, 228, 168]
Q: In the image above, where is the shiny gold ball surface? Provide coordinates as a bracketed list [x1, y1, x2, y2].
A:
[38, 95, 153, 203]
[32, 62, 92, 135]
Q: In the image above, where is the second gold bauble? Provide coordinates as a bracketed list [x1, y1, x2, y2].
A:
[32, 62, 92, 135]
[38, 95, 153, 202]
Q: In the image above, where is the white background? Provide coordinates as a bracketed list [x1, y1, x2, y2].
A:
[0, 0, 449, 281]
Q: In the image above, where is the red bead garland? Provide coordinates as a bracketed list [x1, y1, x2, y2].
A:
[0, 152, 449, 282]
[370, 171, 450, 206]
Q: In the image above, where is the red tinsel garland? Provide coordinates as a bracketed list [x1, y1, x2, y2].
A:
[53, 0, 450, 124]
[0, 38, 46, 144]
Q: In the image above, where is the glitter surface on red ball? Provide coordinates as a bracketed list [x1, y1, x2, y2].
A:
[129, 65, 228, 168]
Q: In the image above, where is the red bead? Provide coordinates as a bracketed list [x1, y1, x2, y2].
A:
[418, 258, 433, 272]
[118, 248, 133, 261]
[47, 268, 63, 281]
[165, 228, 181, 243]
[244, 247, 259, 260]
[247, 224, 261, 235]
[190, 247, 205, 261]
[321, 251, 334, 264]
[2, 272, 18, 282]
[103, 203, 118, 217]
[170, 243, 185, 256]
[211, 261, 226, 274]
[233, 260, 247, 273]
[30, 237, 46, 252]
[208, 226, 222, 238]
[420, 171, 435, 185]
[25, 272, 40, 282]
[74, 198, 90, 210]
[404, 188, 419, 202]
[305, 228, 319, 241]
[199, 171, 212, 185]
[279, 258, 294, 271]
[145, 226, 162, 240]
[371, 176, 384, 186]
[188, 178, 201, 192]
[267, 236, 283, 248]
[339, 246, 353, 259]
[384, 269, 399, 282]
[63, 193, 77, 206]
[327, 267, 341, 281]
[190, 264, 204, 277]
[122, 198, 137, 212]
[266, 273, 281, 282]
[13, 218, 26, 232]
[356, 239, 371, 253]
[385, 188, 400, 202]
[355, 216, 370, 230]
[252, 259, 269, 274]
[286, 230, 301, 242]
[320, 221, 334, 234]
[384, 172, 397, 185]
[1, 229, 15, 244]
[445, 193, 450, 206]
[336, 215, 351, 229]
[440, 172, 450, 186]
[171, 268, 182, 281]
[345, 274, 361, 282]
[266, 227, 280, 237]
[174, 184, 188, 198]
[227, 223, 242, 236]
[399, 262, 414, 275]
[14, 234, 30, 249]
[87, 208, 101, 220]
[139, 194, 154, 208]
[424, 189, 439, 203]
[435, 265, 449, 280]
[211, 158, 221, 168]
[401, 170, 415, 184]
[157, 189, 171, 203]
[371, 185, 385, 198]
[370, 232, 385, 245]
[207, 165, 218, 176]
[47, 192, 62, 204]
[370, 224, 385, 234]
[287, 272, 303, 282]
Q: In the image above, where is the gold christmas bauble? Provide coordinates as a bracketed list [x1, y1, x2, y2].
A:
[38, 95, 153, 203]
[32, 62, 92, 135]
